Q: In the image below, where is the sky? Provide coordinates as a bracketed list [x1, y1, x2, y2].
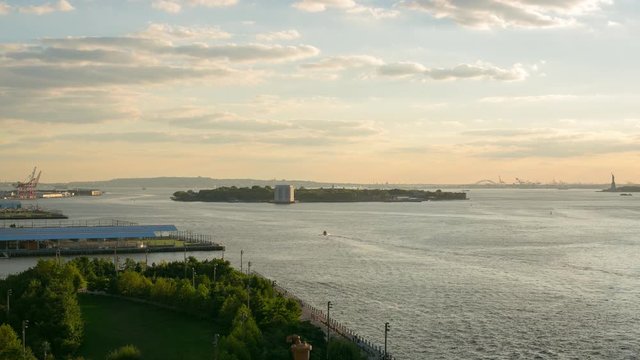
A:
[0, 0, 639, 184]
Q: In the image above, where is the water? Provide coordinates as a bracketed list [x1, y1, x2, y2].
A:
[2, 188, 639, 359]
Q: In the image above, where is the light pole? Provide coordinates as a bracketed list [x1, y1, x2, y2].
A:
[240, 249, 244, 274]
[43, 340, 50, 360]
[6, 289, 11, 317]
[384, 322, 390, 360]
[213, 334, 219, 360]
[326, 301, 333, 360]
[22, 320, 29, 356]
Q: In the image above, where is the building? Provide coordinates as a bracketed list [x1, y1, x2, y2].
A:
[0, 200, 21, 209]
[274, 185, 295, 204]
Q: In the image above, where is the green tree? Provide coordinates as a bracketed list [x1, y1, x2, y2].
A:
[0, 324, 37, 360]
[327, 339, 365, 360]
[105, 345, 142, 360]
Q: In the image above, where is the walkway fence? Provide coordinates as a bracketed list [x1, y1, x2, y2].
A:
[0, 219, 137, 228]
[169, 231, 214, 245]
[253, 271, 396, 360]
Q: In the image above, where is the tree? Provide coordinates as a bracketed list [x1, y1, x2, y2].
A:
[105, 345, 142, 360]
[327, 339, 365, 360]
[0, 324, 37, 360]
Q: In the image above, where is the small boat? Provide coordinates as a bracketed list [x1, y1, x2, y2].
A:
[322, 230, 328, 236]
[620, 193, 633, 196]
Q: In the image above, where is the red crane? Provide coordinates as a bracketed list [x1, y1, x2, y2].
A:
[14, 167, 41, 200]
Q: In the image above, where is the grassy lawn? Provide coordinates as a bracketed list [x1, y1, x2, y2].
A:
[78, 294, 216, 360]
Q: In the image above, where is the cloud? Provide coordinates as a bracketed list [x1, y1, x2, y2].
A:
[303, 56, 528, 81]
[18, 0, 74, 15]
[35, 37, 320, 63]
[426, 62, 528, 81]
[0, 88, 139, 124]
[0, 2, 11, 15]
[378, 62, 427, 77]
[293, 0, 399, 19]
[462, 129, 640, 158]
[256, 30, 301, 42]
[152, 0, 182, 13]
[0, 32, 322, 91]
[301, 55, 384, 70]
[151, 0, 237, 13]
[479, 94, 582, 103]
[137, 23, 232, 41]
[399, 0, 612, 29]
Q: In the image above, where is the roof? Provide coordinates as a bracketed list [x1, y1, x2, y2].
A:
[0, 225, 178, 242]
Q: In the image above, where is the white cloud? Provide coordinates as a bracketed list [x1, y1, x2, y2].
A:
[137, 23, 232, 41]
[0, 33, 322, 91]
[301, 55, 384, 70]
[152, 0, 182, 13]
[293, 0, 355, 12]
[256, 30, 301, 42]
[293, 0, 399, 19]
[16, 0, 74, 15]
[378, 62, 427, 77]
[151, 0, 237, 13]
[303, 56, 529, 81]
[427, 62, 528, 81]
[400, 0, 613, 29]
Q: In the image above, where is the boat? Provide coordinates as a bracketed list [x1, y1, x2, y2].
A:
[620, 193, 633, 196]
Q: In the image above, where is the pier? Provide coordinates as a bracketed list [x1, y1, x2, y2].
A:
[0, 220, 224, 258]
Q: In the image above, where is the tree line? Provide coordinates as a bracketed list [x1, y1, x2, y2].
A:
[1, 257, 364, 359]
[172, 186, 467, 202]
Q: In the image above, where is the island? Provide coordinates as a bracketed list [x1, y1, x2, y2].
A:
[171, 186, 467, 202]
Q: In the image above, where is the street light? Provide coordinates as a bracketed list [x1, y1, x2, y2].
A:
[240, 249, 244, 273]
[43, 340, 50, 360]
[384, 322, 390, 360]
[6, 289, 11, 317]
[326, 301, 333, 360]
[22, 320, 29, 356]
[212, 334, 220, 360]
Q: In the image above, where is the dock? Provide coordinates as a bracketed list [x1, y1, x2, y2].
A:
[0, 220, 224, 258]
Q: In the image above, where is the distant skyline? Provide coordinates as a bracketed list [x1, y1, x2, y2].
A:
[1, 0, 639, 184]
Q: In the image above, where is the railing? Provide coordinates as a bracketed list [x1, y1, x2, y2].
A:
[0, 219, 138, 228]
[170, 231, 214, 245]
[253, 271, 396, 360]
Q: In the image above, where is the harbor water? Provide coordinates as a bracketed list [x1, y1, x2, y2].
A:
[1, 188, 639, 359]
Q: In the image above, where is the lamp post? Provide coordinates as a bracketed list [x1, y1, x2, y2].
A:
[213, 334, 219, 360]
[240, 249, 244, 274]
[326, 301, 333, 360]
[22, 320, 29, 356]
[384, 322, 390, 360]
[6, 289, 11, 317]
[43, 340, 50, 360]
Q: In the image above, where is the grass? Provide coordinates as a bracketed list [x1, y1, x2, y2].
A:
[78, 294, 217, 360]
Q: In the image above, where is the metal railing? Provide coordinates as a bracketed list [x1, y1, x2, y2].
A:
[0, 219, 138, 229]
[253, 271, 396, 360]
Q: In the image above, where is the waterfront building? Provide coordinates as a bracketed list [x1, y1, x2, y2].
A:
[0, 200, 21, 209]
[274, 185, 295, 204]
